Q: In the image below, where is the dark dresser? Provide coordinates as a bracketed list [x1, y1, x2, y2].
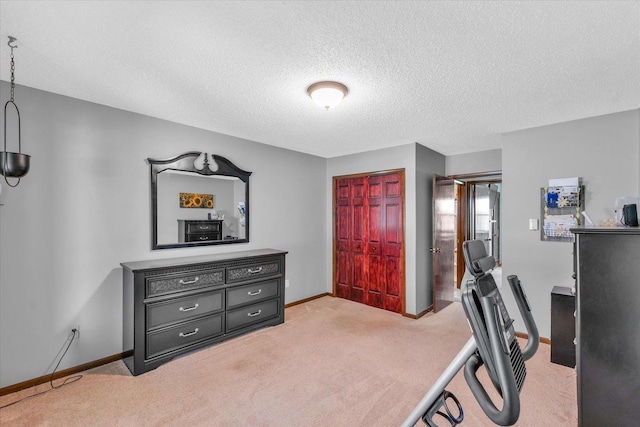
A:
[550, 286, 575, 368]
[121, 249, 287, 376]
[572, 227, 640, 426]
[177, 219, 223, 242]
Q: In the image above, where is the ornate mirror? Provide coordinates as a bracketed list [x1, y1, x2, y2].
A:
[148, 151, 251, 249]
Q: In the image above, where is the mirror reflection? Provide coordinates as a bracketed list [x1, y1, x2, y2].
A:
[157, 171, 247, 245]
[149, 152, 251, 249]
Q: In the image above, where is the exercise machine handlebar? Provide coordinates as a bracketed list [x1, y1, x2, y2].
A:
[463, 296, 521, 426]
[507, 274, 538, 361]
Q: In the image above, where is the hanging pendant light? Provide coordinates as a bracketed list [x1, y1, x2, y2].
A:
[1, 36, 30, 187]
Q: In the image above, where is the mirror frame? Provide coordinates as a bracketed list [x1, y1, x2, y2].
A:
[148, 151, 252, 250]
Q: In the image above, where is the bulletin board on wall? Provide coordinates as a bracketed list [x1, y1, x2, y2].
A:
[540, 185, 584, 242]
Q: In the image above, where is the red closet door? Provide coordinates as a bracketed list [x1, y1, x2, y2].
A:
[380, 173, 403, 313]
[335, 178, 351, 300]
[349, 177, 367, 304]
[334, 172, 404, 314]
[366, 176, 383, 309]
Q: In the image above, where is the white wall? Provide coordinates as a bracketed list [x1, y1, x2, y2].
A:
[0, 81, 328, 387]
[501, 109, 640, 339]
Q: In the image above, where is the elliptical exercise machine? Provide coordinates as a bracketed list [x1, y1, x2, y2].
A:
[402, 240, 539, 427]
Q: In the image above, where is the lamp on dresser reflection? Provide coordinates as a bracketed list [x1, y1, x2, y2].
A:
[1, 36, 31, 187]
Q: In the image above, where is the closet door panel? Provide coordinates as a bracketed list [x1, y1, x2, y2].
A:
[336, 178, 350, 202]
[381, 173, 404, 313]
[351, 178, 366, 244]
[367, 252, 383, 308]
[366, 175, 383, 307]
[350, 177, 367, 303]
[335, 179, 351, 300]
[368, 177, 382, 199]
[336, 248, 351, 299]
[368, 204, 381, 244]
[385, 204, 401, 245]
[385, 257, 401, 295]
[352, 204, 365, 244]
[351, 252, 366, 303]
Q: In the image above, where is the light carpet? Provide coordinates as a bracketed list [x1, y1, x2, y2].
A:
[0, 296, 577, 426]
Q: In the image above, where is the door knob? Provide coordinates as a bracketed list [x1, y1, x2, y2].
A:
[429, 248, 441, 253]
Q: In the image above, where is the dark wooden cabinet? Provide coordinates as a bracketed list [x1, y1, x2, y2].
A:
[177, 219, 223, 242]
[121, 249, 287, 376]
[334, 171, 404, 313]
[572, 227, 640, 426]
[550, 286, 575, 367]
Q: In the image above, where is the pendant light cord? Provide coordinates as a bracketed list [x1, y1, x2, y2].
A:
[9, 44, 15, 102]
[3, 37, 21, 187]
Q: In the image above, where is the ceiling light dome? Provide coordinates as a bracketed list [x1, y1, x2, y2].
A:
[307, 81, 348, 110]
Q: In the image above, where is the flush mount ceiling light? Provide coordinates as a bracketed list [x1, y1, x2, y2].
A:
[307, 81, 348, 110]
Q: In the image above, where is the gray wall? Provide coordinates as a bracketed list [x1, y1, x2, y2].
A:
[445, 148, 501, 176]
[0, 81, 327, 387]
[443, 149, 505, 284]
[501, 109, 640, 339]
[2, 78, 637, 388]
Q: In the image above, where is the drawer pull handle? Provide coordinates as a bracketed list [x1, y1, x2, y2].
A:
[199, 236, 210, 240]
[179, 328, 199, 338]
[179, 277, 199, 285]
[179, 303, 199, 312]
[247, 310, 262, 317]
[248, 289, 262, 296]
[198, 226, 210, 230]
[248, 267, 263, 274]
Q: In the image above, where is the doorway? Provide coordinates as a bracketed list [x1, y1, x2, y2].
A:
[468, 182, 501, 266]
[432, 172, 502, 312]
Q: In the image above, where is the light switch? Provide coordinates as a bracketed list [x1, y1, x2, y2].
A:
[529, 218, 539, 230]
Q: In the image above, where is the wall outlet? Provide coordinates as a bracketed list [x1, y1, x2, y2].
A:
[71, 325, 80, 341]
[285, 279, 290, 288]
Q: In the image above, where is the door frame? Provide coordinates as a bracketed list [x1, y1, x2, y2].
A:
[332, 168, 406, 315]
[436, 171, 502, 300]
[432, 175, 457, 313]
[452, 171, 502, 270]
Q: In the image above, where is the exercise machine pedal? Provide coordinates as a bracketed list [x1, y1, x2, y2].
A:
[421, 390, 463, 427]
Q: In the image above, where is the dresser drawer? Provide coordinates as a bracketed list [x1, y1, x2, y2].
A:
[226, 279, 279, 309]
[226, 298, 280, 332]
[186, 222, 221, 234]
[226, 259, 281, 283]
[184, 233, 221, 242]
[147, 314, 224, 359]
[147, 290, 224, 330]
[146, 269, 224, 298]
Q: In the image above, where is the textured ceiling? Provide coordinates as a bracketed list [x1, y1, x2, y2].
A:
[1, 1, 639, 157]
